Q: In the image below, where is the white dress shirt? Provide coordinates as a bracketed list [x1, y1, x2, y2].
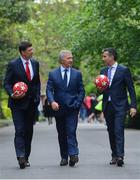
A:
[60, 65, 71, 86]
[20, 56, 34, 80]
[108, 62, 118, 101]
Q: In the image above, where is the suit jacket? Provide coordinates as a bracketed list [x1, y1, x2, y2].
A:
[46, 67, 85, 116]
[4, 57, 40, 110]
[100, 64, 137, 112]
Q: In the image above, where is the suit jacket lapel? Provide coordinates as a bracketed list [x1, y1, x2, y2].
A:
[104, 67, 108, 76]
[57, 67, 63, 84]
[110, 64, 120, 86]
[67, 68, 73, 88]
[57, 67, 73, 88]
[30, 59, 36, 80]
[17, 58, 27, 81]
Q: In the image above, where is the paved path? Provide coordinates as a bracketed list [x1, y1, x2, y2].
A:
[0, 121, 140, 179]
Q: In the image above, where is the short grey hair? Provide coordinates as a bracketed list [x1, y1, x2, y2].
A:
[59, 50, 72, 62]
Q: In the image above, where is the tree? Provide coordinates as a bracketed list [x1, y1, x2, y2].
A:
[0, 0, 30, 118]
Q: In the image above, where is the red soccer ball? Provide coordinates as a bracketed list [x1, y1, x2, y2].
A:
[13, 82, 28, 95]
[94, 75, 109, 90]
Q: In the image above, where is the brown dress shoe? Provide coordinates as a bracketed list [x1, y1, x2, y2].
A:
[110, 157, 117, 165]
[69, 155, 79, 167]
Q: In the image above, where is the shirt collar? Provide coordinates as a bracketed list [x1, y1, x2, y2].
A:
[20, 56, 30, 64]
[60, 65, 70, 72]
[108, 62, 118, 69]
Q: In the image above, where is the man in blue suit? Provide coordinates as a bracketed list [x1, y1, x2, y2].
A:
[99, 48, 137, 166]
[47, 50, 85, 167]
[4, 41, 40, 169]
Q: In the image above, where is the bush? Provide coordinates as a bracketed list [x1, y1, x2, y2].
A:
[85, 82, 96, 95]
[2, 98, 11, 119]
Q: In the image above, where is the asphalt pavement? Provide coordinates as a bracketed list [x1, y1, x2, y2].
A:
[0, 121, 140, 179]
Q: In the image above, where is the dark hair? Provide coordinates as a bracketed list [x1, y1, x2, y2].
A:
[19, 41, 32, 54]
[102, 47, 117, 61]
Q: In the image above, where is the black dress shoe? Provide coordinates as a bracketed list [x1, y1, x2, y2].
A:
[69, 155, 79, 167]
[60, 159, 68, 166]
[110, 157, 117, 165]
[117, 157, 124, 167]
[18, 157, 26, 169]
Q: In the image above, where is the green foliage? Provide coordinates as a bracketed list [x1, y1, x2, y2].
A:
[0, 0, 30, 23]
[0, 0, 31, 83]
[0, 0, 31, 118]
[2, 99, 11, 119]
[0, 0, 140, 128]
[85, 82, 96, 96]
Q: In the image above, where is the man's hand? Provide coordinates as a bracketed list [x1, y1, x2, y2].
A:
[97, 88, 104, 94]
[93, 79, 104, 94]
[11, 91, 25, 99]
[51, 101, 59, 111]
[130, 108, 137, 118]
[95, 86, 104, 94]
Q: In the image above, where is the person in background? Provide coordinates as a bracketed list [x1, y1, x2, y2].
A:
[79, 99, 88, 123]
[84, 95, 92, 119]
[94, 94, 105, 123]
[87, 94, 98, 123]
[43, 97, 54, 125]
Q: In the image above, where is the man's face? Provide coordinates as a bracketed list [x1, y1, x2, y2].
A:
[61, 53, 73, 68]
[21, 46, 33, 60]
[102, 51, 114, 66]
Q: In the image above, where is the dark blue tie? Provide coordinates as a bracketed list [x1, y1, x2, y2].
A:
[63, 69, 68, 87]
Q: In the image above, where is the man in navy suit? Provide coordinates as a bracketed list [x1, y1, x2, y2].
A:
[47, 50, 85, 167]
[99, 48, 137, 166]
[4, 41, 40, 169]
